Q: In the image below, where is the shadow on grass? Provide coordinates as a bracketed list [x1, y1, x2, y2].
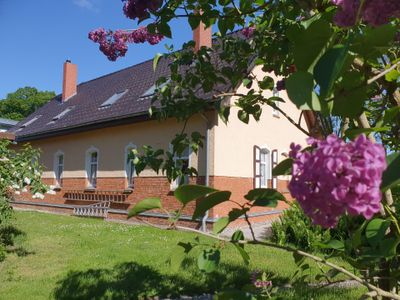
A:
[53, 258, 291, 300]
[53, 262, 201, 299]
[0, 225, 34, 257]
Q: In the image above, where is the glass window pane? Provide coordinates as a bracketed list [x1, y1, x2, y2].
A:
[58, 155, 64, 165]
[91, 152, 97, 163]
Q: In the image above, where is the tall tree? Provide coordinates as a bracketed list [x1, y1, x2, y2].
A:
[0, 87, 55, 121]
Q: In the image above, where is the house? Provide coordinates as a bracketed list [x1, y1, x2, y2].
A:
[0, 118, 18, 132]
[8, 26, 310, 229]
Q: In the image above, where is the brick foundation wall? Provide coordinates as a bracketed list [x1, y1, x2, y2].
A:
[209, 176, 291, 226]
[13, 175, 291, 227]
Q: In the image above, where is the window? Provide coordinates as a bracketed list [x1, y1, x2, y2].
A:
[139, 80, 170, 100]
[49, 107, 74, 124]
[254, 146, 272, 188]
[54, 152, 64, 187]
[86, 148, 99, 188]
[16, 115, 42, 131]
[272, 88, 280, 117]
[99, 89, 129, 109]
[170, 147, 190, 190]
[125, 144, 136, 189]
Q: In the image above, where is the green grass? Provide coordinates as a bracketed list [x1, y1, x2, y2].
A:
[0, 211, 365, 299]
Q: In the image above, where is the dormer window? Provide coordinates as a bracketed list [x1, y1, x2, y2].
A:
[99, 89, 129, 109]
[17, 115, 42, 131]
[48, 107, 74, 125]
[139, 80, 169, 100]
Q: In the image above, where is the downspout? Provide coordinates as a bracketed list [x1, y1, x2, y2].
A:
[200, 113, 211, 231]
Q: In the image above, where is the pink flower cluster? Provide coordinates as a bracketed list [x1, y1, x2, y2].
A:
[88, 27, 163, 61]
[251, 271, 273, 289]
[123, 0, 162, 21]
[289, 134, 387, 228]
[332, 0, 400, 27]
[241, 26, 256, 38]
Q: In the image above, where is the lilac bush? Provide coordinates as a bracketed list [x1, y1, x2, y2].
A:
[289, 134, 387, 228]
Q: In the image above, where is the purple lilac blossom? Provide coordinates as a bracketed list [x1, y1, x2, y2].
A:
[122, 0, 162, 21]
[332, 0, 400, 27]
[288, 134, 387, 228]
[88, 27, 163, 61]
[276, 79, 286, 91]
[241, 26, 256, 38]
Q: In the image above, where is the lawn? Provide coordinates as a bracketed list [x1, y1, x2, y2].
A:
[0, 211, 365, 299]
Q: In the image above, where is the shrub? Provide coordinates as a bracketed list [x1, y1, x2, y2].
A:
[271, 202, 331, 251]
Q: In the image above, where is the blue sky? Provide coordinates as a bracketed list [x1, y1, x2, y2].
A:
[0, 0, 192, 99]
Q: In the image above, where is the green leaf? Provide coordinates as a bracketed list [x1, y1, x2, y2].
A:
[153, 53, 162, 71]
[213, 208, 249, 234]
[128, 198, 162, 218]
[157, 22, 172, 38]
[232, 243, 250, 265]
[258, 76, 274, 90]
[314, 239, 344, 251]
[238, 110, 249, 124]
[291, 18, 333, 71]
[381, 152, 400, 191]
[197, 248, 220, 273]
[383, 107, 400, 124]
[272, 158, 293, 176]
[352, 220, 367, 249]
[213, 217, 230, 234]
[379, 237, 400, 258]
[385, 68, 400, 82]
[351, 24, 396, 60]
[365, 218, 391, 247]
[231, 230, 245, 242]
[314, 45, 349, 100]
[174, 185, 216, 205]
[244, 188, 286, 207]
[192, 191, 231, 220]
[332, 71, 366, 118]
[344, 127, 390, 140]
[286, 71, 321, 111]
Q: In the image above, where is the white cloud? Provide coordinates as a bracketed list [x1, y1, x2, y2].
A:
[73, 0, 99, 12]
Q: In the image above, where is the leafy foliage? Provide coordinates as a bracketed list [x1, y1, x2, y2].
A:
[271, 203, 331, 251]
[0, 87, 55, 121]
[0, 139, 48, 262]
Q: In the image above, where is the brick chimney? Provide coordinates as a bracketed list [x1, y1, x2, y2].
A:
[62, 60, 77, 102]
[193, 21, 212, 52]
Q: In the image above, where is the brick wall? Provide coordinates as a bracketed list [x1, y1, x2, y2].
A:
[14, 175, 291, 227]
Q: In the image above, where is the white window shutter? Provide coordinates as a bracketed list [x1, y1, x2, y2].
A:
[254, 145, 261, 188]
[271, 149, 278, 189]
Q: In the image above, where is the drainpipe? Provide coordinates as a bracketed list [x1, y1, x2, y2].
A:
[200, 113, 211, 231]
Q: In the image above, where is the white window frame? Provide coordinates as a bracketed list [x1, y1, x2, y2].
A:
[53, 150, 64, 187]
[85, 146, 99, 188]
[254, 145, 272, 188]
[272, 88, 280, 117]
[124, 143, 137, 189]
[170, 146, 192, 191]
